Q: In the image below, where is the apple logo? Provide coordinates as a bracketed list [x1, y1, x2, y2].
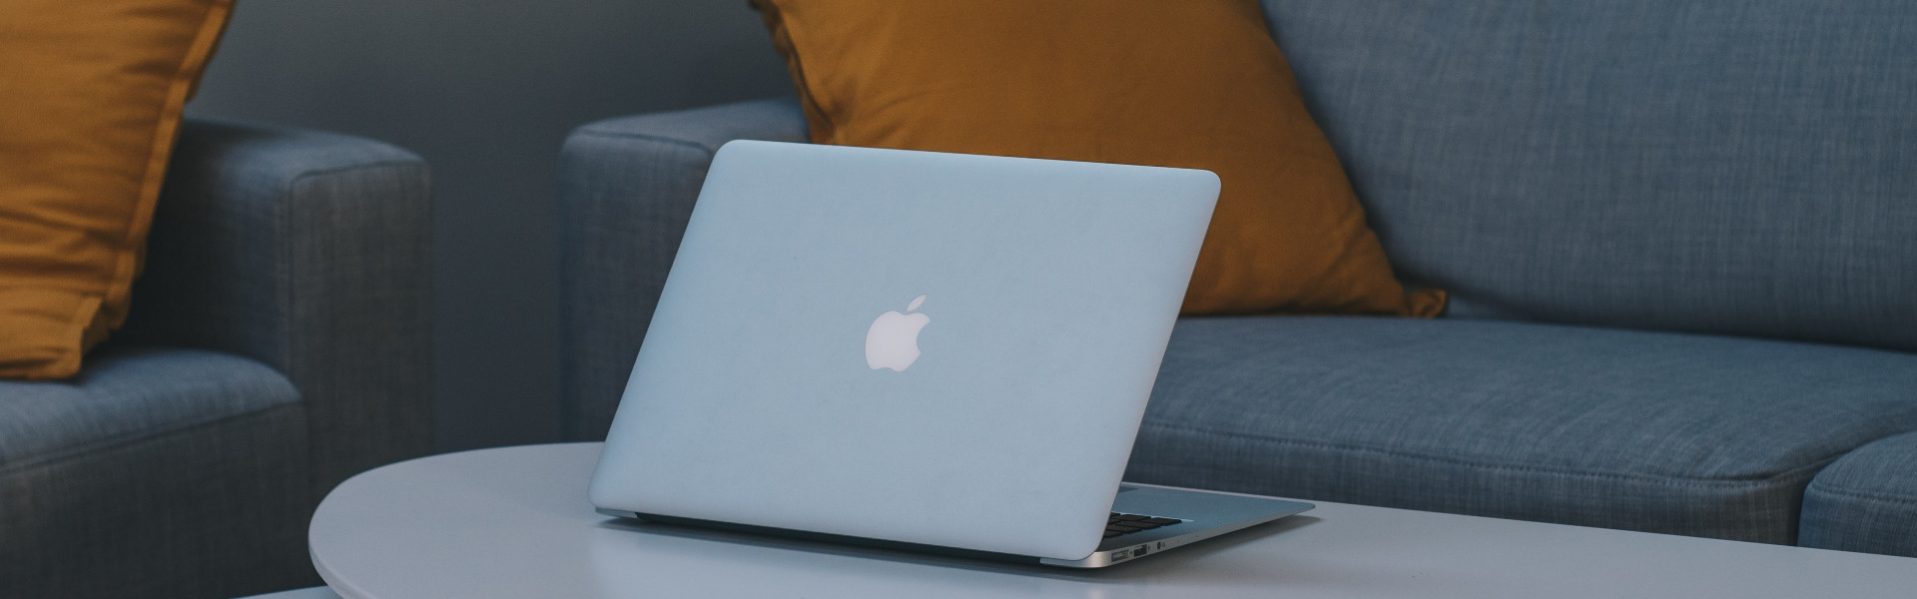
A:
[865, 294, 931, 371]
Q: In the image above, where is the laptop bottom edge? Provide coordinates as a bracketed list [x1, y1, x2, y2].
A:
[597, 509, 1045, 565]
[596, 484, 1313, 569]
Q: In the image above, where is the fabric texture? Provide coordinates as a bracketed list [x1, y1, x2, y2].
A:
[0, 120, 435, 597]
[1125, 316, 1917, 544]
[0, 347, 312, 598]
[559, 99, 809, 440]
[749, 0, 1443, 317]
[1800, 432, 1917, 557]
[119, 119, 436, 496]
[1259, 0, 1917, 351]
[0, 347, 295, 468]
[0, 0, 234, 378]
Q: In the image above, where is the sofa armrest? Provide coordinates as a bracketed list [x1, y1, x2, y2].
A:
[124, 118, 434, 496]
[557, 98, 806, 439]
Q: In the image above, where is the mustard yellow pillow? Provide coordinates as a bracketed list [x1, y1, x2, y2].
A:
[750, 0, 1443, 316]
[0, 0, 233, 379]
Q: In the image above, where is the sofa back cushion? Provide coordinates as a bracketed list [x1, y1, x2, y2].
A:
[1262, 0, 1917, 350]
[749, 0, 1446, 318]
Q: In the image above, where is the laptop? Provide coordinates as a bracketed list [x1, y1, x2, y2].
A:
[589, 140, 1312, 567]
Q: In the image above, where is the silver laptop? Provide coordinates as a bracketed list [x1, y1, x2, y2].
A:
[589, 140, 1312, 567]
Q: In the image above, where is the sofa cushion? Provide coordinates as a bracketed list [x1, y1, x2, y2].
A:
[1800, 432, 1917, 557]
[1258, 0, 1917, 351]
[1127, 316, 1917, 543]
[0, 345, 309, 597]
[747, 0, 1444, 317]
[0, 0, 235, 378]
[0, 346, 298, 469]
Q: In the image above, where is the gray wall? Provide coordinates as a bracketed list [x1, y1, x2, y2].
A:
[186, 2, 792, 450]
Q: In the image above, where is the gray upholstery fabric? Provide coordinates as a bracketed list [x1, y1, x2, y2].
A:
[1800, 432, 1917, 557]
[0, 119, 434, 598]
[1125, 316, 1917, 544]
[0, 348, 310, 598]
[1260, 1, 1917, 351]
[0, 348, 296, 469]
[558, 99, 806, 439]
[124, 118, 435, 497]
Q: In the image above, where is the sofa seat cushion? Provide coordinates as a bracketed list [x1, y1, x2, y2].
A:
[1127, 316, 1917, 544]
[0, 345, 298, 470]
[0, 345, 310, 597]
[1800, 432, 1917, 557]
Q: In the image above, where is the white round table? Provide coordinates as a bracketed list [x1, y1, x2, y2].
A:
[311, 443, 1917, 598]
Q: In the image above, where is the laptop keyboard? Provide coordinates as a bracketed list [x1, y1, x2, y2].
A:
[1105, 512, 1183, 538]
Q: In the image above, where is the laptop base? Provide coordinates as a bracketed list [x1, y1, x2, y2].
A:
[1049, 484, 1314, 567]
[598, 483, 1312, 569]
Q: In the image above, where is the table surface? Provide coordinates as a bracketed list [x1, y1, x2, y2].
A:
[310, 443, 1917, 598]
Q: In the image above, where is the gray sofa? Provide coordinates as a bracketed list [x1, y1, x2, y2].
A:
[0, 120, 434, 598]
[559, 2, 1915, 558]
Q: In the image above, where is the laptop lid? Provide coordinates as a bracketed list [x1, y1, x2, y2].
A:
[589, 140, 1218, 561]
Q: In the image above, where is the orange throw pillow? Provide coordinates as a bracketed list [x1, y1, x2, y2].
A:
[750, 0, 1443, 316]
[0, 0, 233, 379]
